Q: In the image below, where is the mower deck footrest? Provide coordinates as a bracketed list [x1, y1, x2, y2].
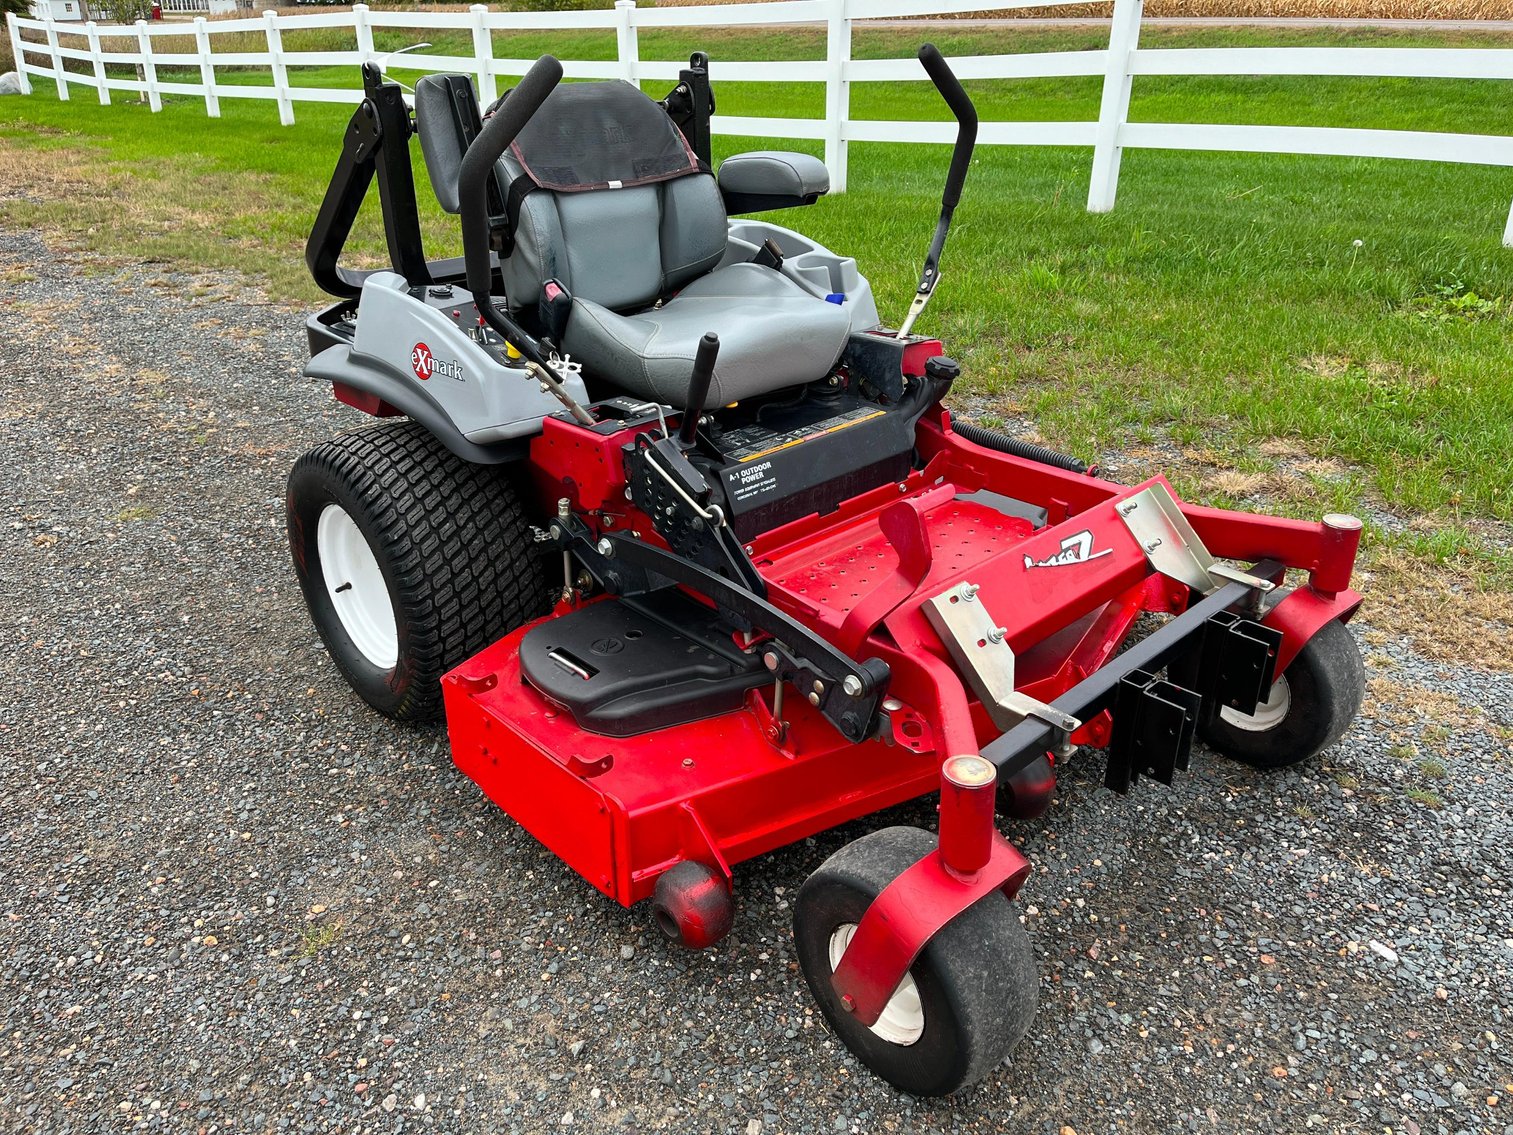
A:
[519, 591, 767, 737]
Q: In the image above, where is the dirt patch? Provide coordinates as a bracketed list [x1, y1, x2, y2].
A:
[1361, 674, 1500, 738]
[1356, 549, 1513, 672]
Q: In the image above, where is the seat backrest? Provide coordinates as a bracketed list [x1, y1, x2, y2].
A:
[414, 74, 728, 313]
[413, 72, 484, 216]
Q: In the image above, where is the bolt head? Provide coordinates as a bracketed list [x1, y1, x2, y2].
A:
[596, 538, 614, 556]
[763, 651, 779, 672]
[839, 994, 856, 1013]
[807, 692, 820, 707]
[842, 674, 863, 697]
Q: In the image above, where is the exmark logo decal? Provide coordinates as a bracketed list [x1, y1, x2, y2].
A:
[1024, 529, 1113, 570]
[410, 342, 464, 383]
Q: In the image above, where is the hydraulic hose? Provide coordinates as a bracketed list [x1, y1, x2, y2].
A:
[952, 419, 1092, 475]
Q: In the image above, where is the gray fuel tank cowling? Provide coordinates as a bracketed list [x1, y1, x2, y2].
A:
[305, 272, 590, 446]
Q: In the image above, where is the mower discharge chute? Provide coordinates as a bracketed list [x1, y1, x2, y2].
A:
[286, 49, 1366, 1096]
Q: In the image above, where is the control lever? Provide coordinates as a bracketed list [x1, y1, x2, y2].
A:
[897, 44, 978, 339]
[752, 238, 786, 272]
[678, 332, 720, 448]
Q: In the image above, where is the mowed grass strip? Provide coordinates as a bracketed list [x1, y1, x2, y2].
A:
[3, 23, 1511, 655]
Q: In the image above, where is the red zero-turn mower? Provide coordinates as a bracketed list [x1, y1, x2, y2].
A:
[287, 49, 1367, 1094]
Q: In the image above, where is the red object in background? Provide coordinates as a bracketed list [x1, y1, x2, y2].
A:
[150, 2, 162, 18]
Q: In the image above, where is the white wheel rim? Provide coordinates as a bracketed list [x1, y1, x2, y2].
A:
[1219, 674, 1291, 732]
[316, 503, 399, 670]
[828, 923, 925, 1046]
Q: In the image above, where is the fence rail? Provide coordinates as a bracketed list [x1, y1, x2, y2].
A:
[6, 0, 1512, 245]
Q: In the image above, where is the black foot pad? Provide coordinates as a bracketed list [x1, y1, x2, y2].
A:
[520, 590, 768, 737]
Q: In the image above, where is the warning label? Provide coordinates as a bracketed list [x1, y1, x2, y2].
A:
[720, 407, 885, 463]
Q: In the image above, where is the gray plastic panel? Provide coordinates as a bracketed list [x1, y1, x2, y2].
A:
[722, 219, 880, 331]
[333, 272, 590, 445]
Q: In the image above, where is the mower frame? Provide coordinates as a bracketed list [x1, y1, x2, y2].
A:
[286, 45, 1368, 1093]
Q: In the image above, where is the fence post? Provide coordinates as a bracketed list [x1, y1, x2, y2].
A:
[194, 16, 218, 117]
[6, 14, 33, 95]
[1504, 198, 1513, 250]
[1086, 0, 1141, 213]
[352, 2, 374, 65]
[615, 0, 638, 89]
[85, 19, 109, 106]
[263, 8, 293, 126]
[823, 0, 849, 193]
[470, 4, 496, 107]
[43, 13, 68, 101]
[135, 18, 160, 111]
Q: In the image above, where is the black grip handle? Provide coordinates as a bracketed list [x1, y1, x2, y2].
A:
[459, 54, 563, 299]
[918, 44, 977, 212]
[678, 332, 720, 447]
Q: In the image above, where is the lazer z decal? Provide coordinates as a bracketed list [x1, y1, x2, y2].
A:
[1024, 529, 1113, 570]
[410, 342, 464, 383]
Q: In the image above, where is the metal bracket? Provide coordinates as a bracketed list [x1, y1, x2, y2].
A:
[922, 583, 1082, 742]
[1182, 610, 1284, 720]
[555, 521, 889, 744]
[1105, 669, 1201, 795]
[1116, 483, 1277, 601]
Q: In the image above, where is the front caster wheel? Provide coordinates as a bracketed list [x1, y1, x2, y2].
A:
[794, 826, 1038, 1097]
[1200, 616, 1365, 769]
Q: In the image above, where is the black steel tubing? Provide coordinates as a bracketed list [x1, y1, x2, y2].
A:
[981, 563, 1283, 777]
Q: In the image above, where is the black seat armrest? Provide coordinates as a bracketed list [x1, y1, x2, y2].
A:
[718, 151, 830, 215]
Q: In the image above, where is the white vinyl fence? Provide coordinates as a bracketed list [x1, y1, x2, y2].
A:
[7, 0, 1513, 245]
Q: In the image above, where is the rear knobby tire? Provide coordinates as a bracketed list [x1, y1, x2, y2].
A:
[287, 420, 548, 723]
[1199, 617, 1365, 769]
[794, 826, 1038, 1097]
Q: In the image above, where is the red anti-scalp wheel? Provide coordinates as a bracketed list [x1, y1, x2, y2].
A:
[651, 861, 734, 949]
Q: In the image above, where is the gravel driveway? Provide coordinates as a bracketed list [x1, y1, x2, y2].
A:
[1, 226, 1509, 1135]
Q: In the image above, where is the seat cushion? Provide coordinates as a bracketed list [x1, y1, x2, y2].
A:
[561, 262, 853, 407]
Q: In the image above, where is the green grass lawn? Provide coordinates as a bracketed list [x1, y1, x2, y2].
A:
[3, 23, 1511, 590]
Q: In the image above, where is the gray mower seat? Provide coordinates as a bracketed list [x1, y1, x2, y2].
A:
[564, 262, 852, 407]
[412, 74, 856, 409]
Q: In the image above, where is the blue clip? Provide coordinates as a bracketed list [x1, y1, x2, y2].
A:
[825, 293, 845, 305]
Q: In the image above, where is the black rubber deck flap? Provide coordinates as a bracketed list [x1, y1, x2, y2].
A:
[519, 590, 767, 737]
[509, 81, 701, 192]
